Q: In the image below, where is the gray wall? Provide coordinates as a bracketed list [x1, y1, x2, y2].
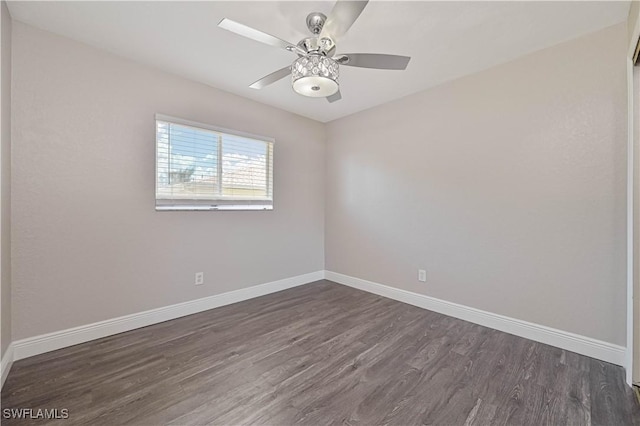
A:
[8, 19, 631, 350]
[325, 23, 628, 345]
[11, 22, 325, 341]
[629, 0, 640, 383]
[629, 1, 639, 46]
[633, 65, 639, 382]
[1, 0, 11, 358]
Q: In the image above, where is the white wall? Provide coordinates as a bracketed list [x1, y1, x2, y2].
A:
[1, 0, 11, 358]
[10, 22, 325, 341]
[326, 23, 628, 346]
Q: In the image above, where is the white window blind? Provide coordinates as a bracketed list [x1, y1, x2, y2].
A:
[155, 114, 274, 210]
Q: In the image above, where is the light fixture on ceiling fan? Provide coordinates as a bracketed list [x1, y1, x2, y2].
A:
[218, 0, 411, 103]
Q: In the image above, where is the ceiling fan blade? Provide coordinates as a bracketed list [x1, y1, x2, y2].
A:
[327, 90, 342, 103]
[335, 53, 411, 70]
[219, 18, 301, 53]
[320, 1, 368, 42]
[249, 66, 291, 89]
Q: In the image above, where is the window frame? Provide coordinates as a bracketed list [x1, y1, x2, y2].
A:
[155, 114, 274, 211]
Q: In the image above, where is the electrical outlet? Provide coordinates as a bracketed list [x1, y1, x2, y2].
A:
[418, 269, 427, 282]
[195, 272, 204, 286]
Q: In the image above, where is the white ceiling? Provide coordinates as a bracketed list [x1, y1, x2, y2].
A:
[7, 1, 631, 123]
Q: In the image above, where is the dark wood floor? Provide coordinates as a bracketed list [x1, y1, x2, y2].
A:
[2, 280, 639, 425]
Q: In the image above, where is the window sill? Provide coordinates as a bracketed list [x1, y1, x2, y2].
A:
[155, 204, 273, 211]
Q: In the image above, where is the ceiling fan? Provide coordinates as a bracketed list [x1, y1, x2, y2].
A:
[218, 0, 411, 103]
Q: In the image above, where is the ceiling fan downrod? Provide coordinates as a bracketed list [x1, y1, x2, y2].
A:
[299, 12, 335, 57]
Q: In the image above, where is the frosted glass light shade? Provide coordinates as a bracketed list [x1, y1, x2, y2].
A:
[292, 55, 339, 97]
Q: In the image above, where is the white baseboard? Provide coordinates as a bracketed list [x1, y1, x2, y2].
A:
[7, 269, 626, 372]
[325, 271, 626, 367]
[1, 343, 14, 389]
[12, 271, 324, 362]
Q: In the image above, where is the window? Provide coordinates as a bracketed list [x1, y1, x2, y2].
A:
[155, 114, 274, 210]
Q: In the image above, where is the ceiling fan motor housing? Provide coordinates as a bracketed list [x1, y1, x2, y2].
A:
[297, 37, 336, 57]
